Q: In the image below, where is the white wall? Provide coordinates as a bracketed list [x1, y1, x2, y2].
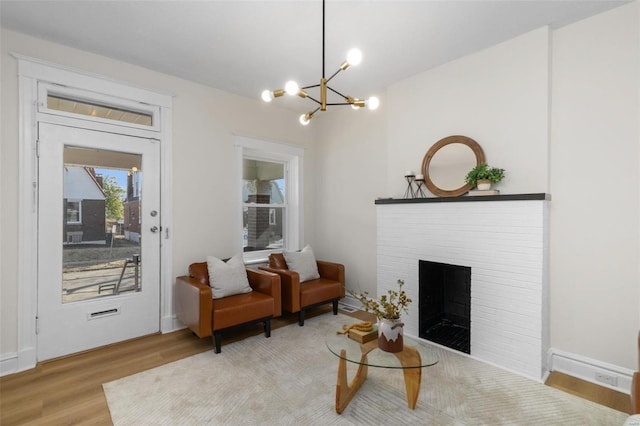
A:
[386, 27, 551, 198]
[320, 28, 551, 292]
[315, 28, 552, 300]
[550, 3, 639, 370]
[315, 3, 639, 379]
[313, 107, 387, 295]
[0, 29, 316, 358]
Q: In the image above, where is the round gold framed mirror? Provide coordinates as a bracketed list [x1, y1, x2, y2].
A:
[421, 135, 485, 197]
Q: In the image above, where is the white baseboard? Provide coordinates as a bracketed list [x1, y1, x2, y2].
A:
[549, 348, 634, 394]
[1, 352, 19, 377]
[166, 315, 187, 333]
[1, 347, 37, 377]
[161, 314, 180, 333]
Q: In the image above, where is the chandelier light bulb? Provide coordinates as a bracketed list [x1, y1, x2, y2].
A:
[367, 96, 380, 110]
[261, 90, 273, 102]
[261, 2, 376, 124]
[285, 81, 300, 96]
[346, 48, 362, 66]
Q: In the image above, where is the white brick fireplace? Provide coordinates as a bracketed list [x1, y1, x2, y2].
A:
[376, 194, 550, 380]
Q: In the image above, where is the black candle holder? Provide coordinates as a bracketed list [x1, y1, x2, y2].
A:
[403, 174, 415, 199]
[414, 176, 427, 198]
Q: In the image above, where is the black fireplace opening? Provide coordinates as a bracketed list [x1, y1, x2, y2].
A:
[419, 260, 471, 354]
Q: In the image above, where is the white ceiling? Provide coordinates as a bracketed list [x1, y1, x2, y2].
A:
[1, 0, 629, 109]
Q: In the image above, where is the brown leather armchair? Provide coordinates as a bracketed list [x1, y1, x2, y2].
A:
[260, 253, 344, 326]
[175, 262, 281, 353]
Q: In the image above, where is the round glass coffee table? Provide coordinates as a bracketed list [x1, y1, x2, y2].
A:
[325, 329, 439, 414]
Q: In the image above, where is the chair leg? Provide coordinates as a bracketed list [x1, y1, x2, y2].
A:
[298, 310, 305, 326]
[333, 299, 339, 315]
[264, 319, 271, 338]
[213, 331, 222, 354]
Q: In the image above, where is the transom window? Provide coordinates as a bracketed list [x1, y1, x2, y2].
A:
[38, 82, 160, 131]
[47, 94, 153, 126]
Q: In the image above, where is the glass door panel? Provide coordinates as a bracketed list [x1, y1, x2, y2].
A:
[62, 147, 144, 303]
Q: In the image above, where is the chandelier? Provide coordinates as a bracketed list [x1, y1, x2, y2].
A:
[261, 0, 380, 125]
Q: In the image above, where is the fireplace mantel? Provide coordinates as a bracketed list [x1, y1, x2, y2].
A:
[375, 193, 550, 205]
[376, 195, 550, 381]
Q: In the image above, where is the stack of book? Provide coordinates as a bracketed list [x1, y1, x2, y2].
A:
[348, 327, 378, 343]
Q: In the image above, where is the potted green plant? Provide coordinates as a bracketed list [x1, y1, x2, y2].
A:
[464, 162, 505, 190]
[350, 279, 412, 352]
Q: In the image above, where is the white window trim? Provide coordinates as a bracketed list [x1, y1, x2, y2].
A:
[13, 54, 174, 374]
[234, 136, 304, 264]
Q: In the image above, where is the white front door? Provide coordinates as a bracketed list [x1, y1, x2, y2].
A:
[37, 122, 161, 361]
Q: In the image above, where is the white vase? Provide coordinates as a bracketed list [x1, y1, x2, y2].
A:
[476, 179, 492, 190]
[377, 318, 404, 353]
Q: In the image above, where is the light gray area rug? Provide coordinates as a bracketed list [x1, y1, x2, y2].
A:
[104, 314, 627, 425]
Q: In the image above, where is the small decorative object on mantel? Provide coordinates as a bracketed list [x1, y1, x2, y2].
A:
[403, 171, 416, 199]
[414, 174, 427, 198]
[350, 279, 412, 353]
[464, 162, 505, 193]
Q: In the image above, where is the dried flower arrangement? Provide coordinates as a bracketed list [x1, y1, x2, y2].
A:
[350, 279, 412, 320]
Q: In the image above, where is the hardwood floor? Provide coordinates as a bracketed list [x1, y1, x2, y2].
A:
[0, 307, 632, 425]
[545, 370, 631, 414]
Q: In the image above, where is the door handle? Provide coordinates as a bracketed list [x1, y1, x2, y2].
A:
[150, 226, 159, 233]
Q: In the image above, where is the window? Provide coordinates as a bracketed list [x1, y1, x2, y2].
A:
[47, 94, 153, 126]
[66, 200, 81, 223]
[236, 137, 303, 263]
[243, 159, 285, 252]
[38, 83, 160, 131]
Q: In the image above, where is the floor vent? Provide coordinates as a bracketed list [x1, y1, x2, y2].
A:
[338, 303, 358, 313]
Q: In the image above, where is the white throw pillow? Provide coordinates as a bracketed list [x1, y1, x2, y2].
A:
[206, 253, 252, 299]
[283, 245, 320, 283]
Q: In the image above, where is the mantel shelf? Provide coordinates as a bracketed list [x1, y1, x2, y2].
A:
[374, 193, 550, 205]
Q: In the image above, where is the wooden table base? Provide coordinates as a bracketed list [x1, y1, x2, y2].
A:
[335, 343, 422, 414]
